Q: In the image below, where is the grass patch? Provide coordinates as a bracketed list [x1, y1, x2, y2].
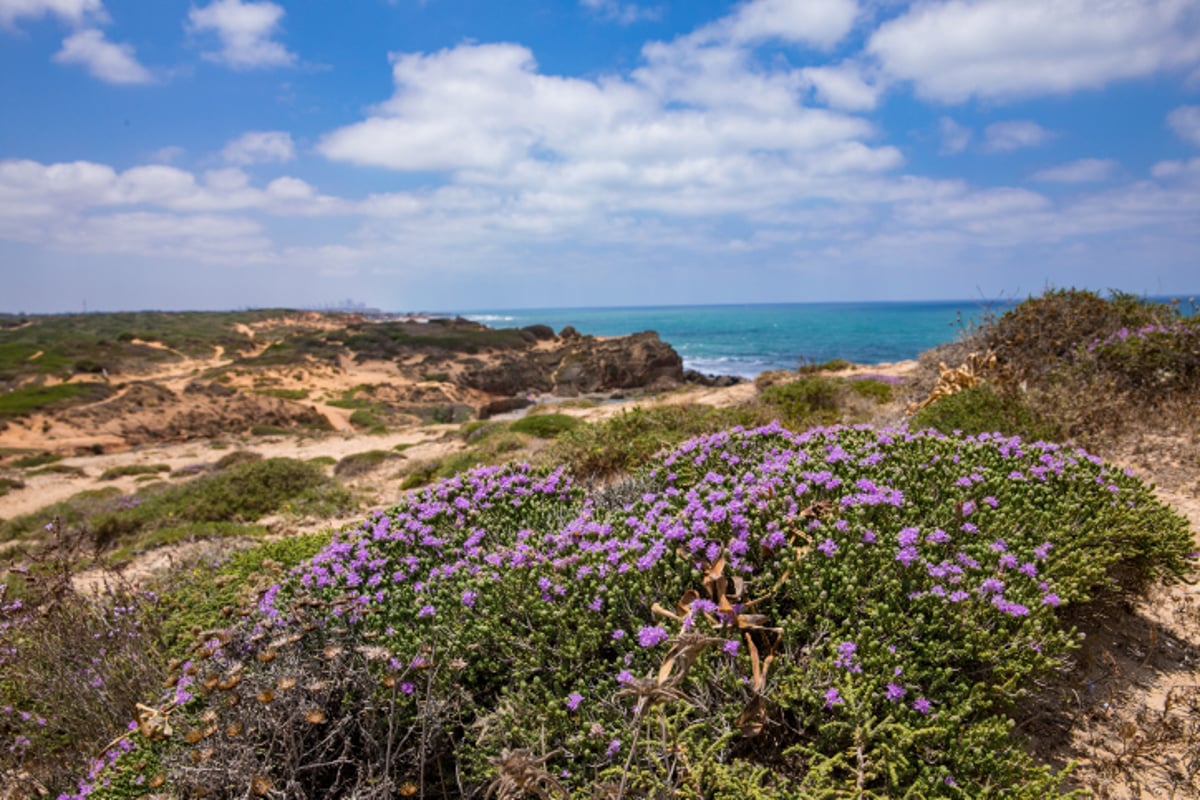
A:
[99, 464, 171, 481]
[0, 382, 114, 419]
[508, 412, 580, 439]
[0, 476, 24, 497]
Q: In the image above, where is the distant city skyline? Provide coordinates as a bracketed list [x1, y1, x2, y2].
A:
[2, 0, 1199, 313]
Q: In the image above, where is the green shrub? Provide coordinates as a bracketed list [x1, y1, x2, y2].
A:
[0, 487, 121, 542]
[757, 376, 843, 428]
[213, 450, 262, 470]
[73, 458, 355, 552]
[508, 412, 581, 439]
[106, 425, 1189, 799]
[912, 383, 1063, 442]
[847, 377, 896, 404]
[0, 476, 23, 497]
[153, 532, 332, 659]
[99, 464, 171, 481]
[349, 407, 386, 432]
[253, 387, 310, 400]
[13, 452, 62, 469]
[27, 464, 86, 477]
[334, 450, 395, 478]
[797, 357, 854, 373]
[550, 404, 768, 480]
[250, 424, 290, 437]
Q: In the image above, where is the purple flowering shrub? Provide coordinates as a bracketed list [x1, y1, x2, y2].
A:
[1078, 318, 1200, 395]
[79, 423, 1191, 798]
[0, 520, 167, 796]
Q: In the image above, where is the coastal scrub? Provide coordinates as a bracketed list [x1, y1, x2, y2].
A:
[67, 422, 1191, 799]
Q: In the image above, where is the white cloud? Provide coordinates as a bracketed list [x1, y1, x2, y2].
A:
[580, 0, 660, 25]
[1031, 158, 1117, 183]
[0, 0, 105, 28]
[983, 121, 1051, 153]
[53, 28, 152, 84]
[1168, 105, 1200, 147]
[869, 0, 1200, 103]
[318, 39, 891, 189]
[221, 130, 295, 165]
[188, 0, 296, 70]
[800, 62, 880, 111]
[700, 0, 858, 49]
[938, 117, 971, 155]
[0, 158, 345, 220]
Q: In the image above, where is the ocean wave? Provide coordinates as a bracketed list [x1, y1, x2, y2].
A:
[684, 356, 778, 379]
[465, 314, 516, 323]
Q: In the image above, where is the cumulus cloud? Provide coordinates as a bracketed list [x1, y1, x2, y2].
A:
[1168, 105, 1200, 147]
[580, 0, 660, 25]
[869, 0, 1200, 102]
[221, 130, 295, 165]
[0, 158, 344, 220]
[53, 28, 152, 84]
[702, 0, 858, 49]
[938, 117, 971, 155]
[188, 0, 296, 70]
[1031, 158, 1117, 184]
[800, 62, 880, 111]
[983, 121, 1052, 153]
[0, 0, 105, 28]
[316, 35, 897, 217]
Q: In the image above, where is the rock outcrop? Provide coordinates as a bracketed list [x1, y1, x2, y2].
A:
[457, 330, 685, 397]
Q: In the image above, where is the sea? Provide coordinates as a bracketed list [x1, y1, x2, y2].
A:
[454, 300, 1012, 379]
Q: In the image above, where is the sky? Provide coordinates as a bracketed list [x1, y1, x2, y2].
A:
[1, 0, 1199, 313]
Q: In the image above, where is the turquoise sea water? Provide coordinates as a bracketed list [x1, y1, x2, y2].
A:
[456, 300, 1011, 379]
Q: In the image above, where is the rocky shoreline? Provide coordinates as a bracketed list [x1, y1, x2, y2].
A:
[0, 312, 742, 456]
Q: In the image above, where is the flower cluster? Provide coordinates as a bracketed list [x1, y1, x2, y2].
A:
[99, 422, 1191, 799]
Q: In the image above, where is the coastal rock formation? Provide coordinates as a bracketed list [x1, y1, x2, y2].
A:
[457, 330, 685, 397]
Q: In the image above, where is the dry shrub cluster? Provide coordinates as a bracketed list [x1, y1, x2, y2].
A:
[0, 520, 166, 796]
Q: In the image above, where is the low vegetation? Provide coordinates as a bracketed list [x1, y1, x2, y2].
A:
[1, 289, 1196, 798]
[98, 464, 171, 481]
[0, 383, 113, 420]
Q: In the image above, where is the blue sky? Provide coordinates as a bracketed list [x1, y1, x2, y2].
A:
[1, 0, 1199, 313]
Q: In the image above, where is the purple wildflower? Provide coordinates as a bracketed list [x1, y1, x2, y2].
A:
[637, 626, 669, 648]
[823, 688, 842, 709]
[885, 683, 906, 703]
[818, 538, 838, 557]
[566, 692, 583, 711]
